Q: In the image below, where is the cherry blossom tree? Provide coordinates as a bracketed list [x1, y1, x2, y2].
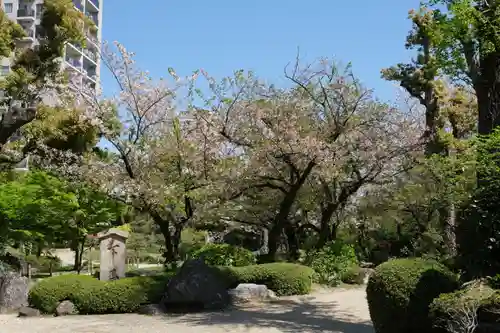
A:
[198, 59, 421, 260]
[76, 42, 229, 264]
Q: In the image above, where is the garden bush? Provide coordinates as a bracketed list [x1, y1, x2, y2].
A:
[366, 258, 459, 333]
[192, 243, 256, 267]
[305, 241, 358, 287]
[29, 275, 100, 313]
[340, 265, 366, 285]
[430, 283, 497, 333]
[25, 254, 62, 274]
[178, 228, 207, 260]
[30, 263, 312, 314]
[29, 272, 173, 314]
[125, 266, 170, 277]
[222, 262, 314, 296]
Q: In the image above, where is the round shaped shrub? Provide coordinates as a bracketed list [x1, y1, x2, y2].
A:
[29, 274, 100, 313]
[192, 243, 256, 267]
[366, 258, 459, 333]
[227, 262, 315, 296]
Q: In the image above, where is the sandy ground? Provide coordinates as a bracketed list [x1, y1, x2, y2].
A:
[0, 287, 373, 333]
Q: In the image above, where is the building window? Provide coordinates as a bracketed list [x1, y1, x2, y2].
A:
[0, 66, 9, 76]
[36, 4, 43, 18]
[4, 3, 13, 13]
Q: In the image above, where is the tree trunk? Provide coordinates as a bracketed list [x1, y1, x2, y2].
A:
[439, 204, 457, 257]
[266, 224, 282, 262]
[267, 161, 316, 260]
[284, 223, 300, 261]
[150, 211, 182, 267]
[76, 239, 85, 274]
[476, 57, 500, 136]
[73, 241, 79, 271]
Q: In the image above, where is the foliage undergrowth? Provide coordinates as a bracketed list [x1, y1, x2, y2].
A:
[191, 243, 256, 267]
[304, 241, 358, 287]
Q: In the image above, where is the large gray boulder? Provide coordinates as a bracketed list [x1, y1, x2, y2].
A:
[160, 259, 231, 311]
[229, 283, 277, 305]
[0, 272, 28, 313]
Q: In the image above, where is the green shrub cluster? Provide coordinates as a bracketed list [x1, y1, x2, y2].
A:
[430, 283, 500, 333]
[125, 266, 168, 277]
[25, 254, 62, 273]
[178, 228, 207, 260]
[366, 258, 459, 333]
[29, 262, 313, 314]
[304, 241, 358, 286]
[192, 243, 256, 267]
[340, 266, 366, 285]
[29, 272, 173, 314]
[222, 262, 314, 296]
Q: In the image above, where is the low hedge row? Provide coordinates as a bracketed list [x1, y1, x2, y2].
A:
[29, 273, 173, 314]
[29, 262, 313, 314]
[221, 262, 315, 296]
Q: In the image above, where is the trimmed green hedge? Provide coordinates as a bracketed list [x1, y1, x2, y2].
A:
[366, 258, 459, 333]
[222, 262, 314, 296]
[29, 262, 313, 314]
[29, 273, 173, 314]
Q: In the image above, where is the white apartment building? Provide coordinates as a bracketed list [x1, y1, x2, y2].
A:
[1, 0, 103, 92]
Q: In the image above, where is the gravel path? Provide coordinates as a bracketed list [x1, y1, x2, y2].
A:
[0, 287, 373, 333]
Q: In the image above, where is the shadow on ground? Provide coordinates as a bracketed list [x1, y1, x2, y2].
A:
[162, 296, 374, 333]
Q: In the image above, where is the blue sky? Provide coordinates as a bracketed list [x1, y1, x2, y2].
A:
[100, 0, 420, 104]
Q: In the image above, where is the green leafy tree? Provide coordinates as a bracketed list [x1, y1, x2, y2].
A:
[0, 171, 77, 253]
[0, 0, 91, 165]
[66, 184, 119, 272]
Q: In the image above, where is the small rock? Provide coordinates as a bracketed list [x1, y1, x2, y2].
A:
[137, 304, 164, 315]
[18, 306, 40, 317]
[229, 283, 277, 305]
[56, 300, 77, 316]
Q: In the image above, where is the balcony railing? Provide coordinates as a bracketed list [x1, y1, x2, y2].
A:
[22, 29, 35, 39]
[88, 0, 99, 9]
[85, 70, 97, 80]
[17, 9, 35, 18]
[86, 13, 98, 26]
[86, 31, 99, 45]
[83, 49, 98, 62]
[73, 0, 83, 11]
[66, 57, 82, 69]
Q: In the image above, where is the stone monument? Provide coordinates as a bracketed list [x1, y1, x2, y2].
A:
[97, 228, 129, 281]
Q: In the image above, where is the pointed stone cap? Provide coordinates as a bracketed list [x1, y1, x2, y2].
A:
[97, 228, 129, 241]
